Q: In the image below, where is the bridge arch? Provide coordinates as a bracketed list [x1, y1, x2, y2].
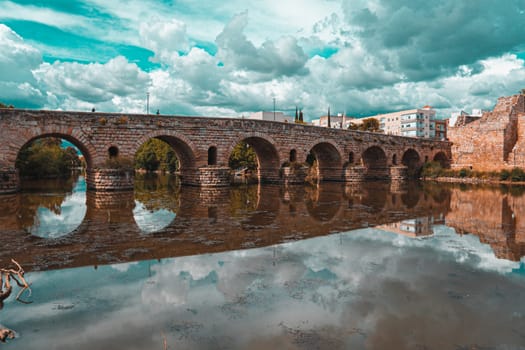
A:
[133, 130, 200, 172]
[433, 151, 450, 168]
[402, 148, 422, 178]
[361, 146, 389, 180]
[305, 140, 343, 181]
[227, 133, 281, 183]
[10, 130, 95, 170]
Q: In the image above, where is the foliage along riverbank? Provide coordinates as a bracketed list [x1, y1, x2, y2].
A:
[421, 161, 525, 185]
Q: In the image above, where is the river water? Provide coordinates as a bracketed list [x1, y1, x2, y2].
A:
[0, 173, 524, 349]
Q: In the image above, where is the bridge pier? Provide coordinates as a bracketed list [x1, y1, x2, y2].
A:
[344, 166, 366, 182]
[281, 165, 308, 184]
[86, 168, 135, 191]
[0, 168, 20, 194]
[390, 165, 409, 181]
[197, 166, 231, 187]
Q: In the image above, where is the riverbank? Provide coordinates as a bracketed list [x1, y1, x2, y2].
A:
[423, 176, 525, 186]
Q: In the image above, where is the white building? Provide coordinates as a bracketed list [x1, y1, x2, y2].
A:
[353, 106, 439, 138]
[311, 113, 350, 128]
[248, 111, 294, 123]
[448, 109, 484, 127]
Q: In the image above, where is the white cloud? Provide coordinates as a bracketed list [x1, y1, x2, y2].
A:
[33, 56, 150, 110]
[139, 18, 189, 61]
[0, 24, 46, 106]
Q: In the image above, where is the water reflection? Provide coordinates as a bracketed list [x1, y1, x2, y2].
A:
[20, 176, 86, 238]
[2, 176, 525, 272]
[133, 173, 180, 234]
[3, 226, 525, 350]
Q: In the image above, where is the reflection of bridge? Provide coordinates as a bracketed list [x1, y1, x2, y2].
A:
[0, 181, 450, 271]
[0, 109, 450, 193]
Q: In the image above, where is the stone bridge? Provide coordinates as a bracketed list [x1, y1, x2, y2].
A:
[0, 109, 451, 193]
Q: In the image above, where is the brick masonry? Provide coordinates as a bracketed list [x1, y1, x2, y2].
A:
[448, 94, 525, 171]
[0, 109, 451, 192]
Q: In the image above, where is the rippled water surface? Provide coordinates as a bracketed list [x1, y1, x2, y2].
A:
[0, 174, 524, 349]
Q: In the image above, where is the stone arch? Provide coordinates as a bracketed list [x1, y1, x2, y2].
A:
[133, 130, 200, 172]
[305, 140, 344, 181]
[402, 148, 422, 178]
[361, 146, 389, 179]
[227, 133, 281, 183]
[10, 130, 95, 170]
[433, 151, 450, 168]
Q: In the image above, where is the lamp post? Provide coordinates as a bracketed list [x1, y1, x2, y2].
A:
[146, 92, 150, 115]
[273, 97, 276, 121]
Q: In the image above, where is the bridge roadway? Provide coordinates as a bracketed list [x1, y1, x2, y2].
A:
[0, 109, 451, 193]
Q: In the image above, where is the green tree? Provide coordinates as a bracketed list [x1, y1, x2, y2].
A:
[348, 122, 359, 130]
[16, 138, 80, 178]
[229, 141, 257, 170]
[0, 102, 14, 108]
[359, 118, 380, 132]
[135, 138, 179, 173]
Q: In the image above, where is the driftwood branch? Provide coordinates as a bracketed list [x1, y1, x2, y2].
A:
[0, 259, 32, 303]
[0, 259, 33, 343]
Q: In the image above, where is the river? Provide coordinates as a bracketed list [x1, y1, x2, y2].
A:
[0, 173, 524, 349]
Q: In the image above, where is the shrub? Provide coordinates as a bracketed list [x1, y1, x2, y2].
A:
[98, 117, 107, 125]
[421, 161, 443, 178]
[500, 169, 511, 180]
[103, 157, 134, 170]
[459, 168, 469, 178]
[116, 116, 128, 124]
[511, 167, 525, 182]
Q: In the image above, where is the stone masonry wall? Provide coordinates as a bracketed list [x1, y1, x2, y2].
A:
[448, 94, 525, 171]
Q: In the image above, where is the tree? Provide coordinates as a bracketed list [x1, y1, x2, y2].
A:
[299, 109, 304, 123]
[135, 138, 178, 173]
[229, 141, 257, 170]
[16, 138, 81, 178]
[521, 88, 525, 95]
[295, 106, 298, 122]
[0, 102, 14, 108]
[348, 122, 359, 130]
[327, 107, 331, 128]
[359, 118, 380, 132]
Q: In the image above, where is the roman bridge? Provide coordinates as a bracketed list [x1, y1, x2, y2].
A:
[0, 109, 451, 193]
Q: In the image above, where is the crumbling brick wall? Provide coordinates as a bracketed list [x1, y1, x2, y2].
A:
[448, 94, 525, 171]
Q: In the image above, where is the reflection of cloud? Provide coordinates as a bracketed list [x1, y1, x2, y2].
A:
[110, 261, 139, 273]
[6, 225, 525, 349]
[132, 200, 176, 234]
[29, 177, 86, 238]
[373, 225, 522, 274]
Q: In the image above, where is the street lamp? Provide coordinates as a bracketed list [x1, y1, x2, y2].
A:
[273, 97, 276, 121]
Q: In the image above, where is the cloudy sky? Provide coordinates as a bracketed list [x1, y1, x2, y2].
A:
[1, 0, 524, 120]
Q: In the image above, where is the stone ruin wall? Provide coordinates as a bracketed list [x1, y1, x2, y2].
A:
[448, 94, 525, 171]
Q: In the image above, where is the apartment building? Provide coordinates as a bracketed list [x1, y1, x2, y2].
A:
[353, 106, 444, 139]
